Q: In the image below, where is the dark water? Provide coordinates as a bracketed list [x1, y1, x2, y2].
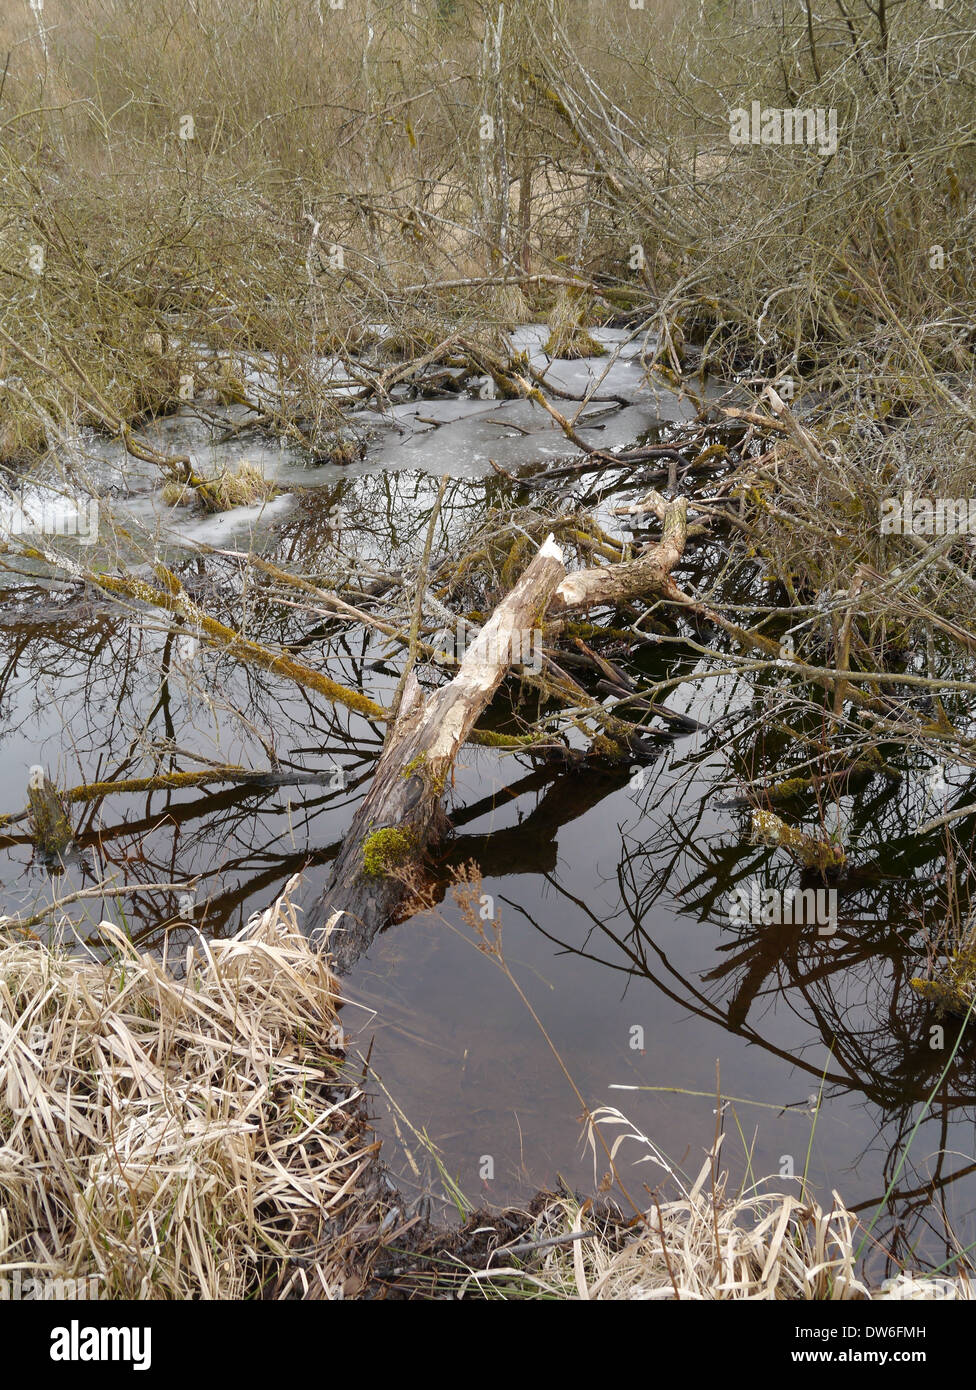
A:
[2, 327, 975, 1282]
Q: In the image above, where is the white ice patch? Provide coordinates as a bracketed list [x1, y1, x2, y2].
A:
[162, 491, 295, 545]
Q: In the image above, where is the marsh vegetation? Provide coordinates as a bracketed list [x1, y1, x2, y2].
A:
[0, 0, 975, 1299]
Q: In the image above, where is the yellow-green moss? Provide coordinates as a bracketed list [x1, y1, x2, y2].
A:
[591, 734, 625, 760]
[466, 728, 540, 748]
[83, 568, 389, 720]
[690, 443, 729, 467]
[362, 826, 417, 877]
[401, 752, 447, 796]
[764, 775, 815, 801]
[750, 809, 846, 872]
[65, 768, 250, 800]
[27, 769, 73, 858]
[910, 939, 976, 1020]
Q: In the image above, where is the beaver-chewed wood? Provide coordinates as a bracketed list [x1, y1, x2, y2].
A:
[307, 535, 566, 973]
[548, 493, 687, 614]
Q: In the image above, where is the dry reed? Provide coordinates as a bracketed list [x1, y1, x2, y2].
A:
[0, 876, 383, 1300]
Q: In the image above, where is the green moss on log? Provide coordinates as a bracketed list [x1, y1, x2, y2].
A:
[362, 826, 417, 877]
[401, 753, 447, 795]
[27, 767, 73, 858]
[750, 809, 846, 873]
[910, 937, 976, 1021]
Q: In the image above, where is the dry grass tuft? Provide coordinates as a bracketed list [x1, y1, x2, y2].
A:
[160, 481, 196, 507]
[0, 414, 48, 467]
[487, 283, 534, 331]
[0, 875, 383, 1300]
[448, 1110, 973, 1301]
[485, 1190, 972, 1301]
[543, 289, 606, 360]
[210, 460, 277, 510]
[2, 899, 969, 1301]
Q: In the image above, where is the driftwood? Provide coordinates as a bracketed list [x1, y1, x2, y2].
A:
[307, 535, 566, 972]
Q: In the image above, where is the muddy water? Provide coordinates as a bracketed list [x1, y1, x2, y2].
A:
[2, 326, 974, 1279]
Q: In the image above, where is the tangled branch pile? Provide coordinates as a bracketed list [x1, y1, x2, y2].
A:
[0, 0, 971, 468]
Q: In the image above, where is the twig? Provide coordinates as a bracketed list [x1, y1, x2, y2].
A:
[0, 880, 196, 933]
[389, 474, 449, 723]
[490, 1230, 600, 1262]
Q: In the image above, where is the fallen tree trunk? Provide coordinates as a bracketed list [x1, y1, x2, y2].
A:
[307, 536, 566, 972]
[549, 493, 687, 613]
[305, 477, 940, 973]
[303, 483, 913, 974]
[307, 500, 695, 971]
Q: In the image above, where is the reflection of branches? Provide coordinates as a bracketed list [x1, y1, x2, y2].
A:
[2, 451, 976, 1268]
[498, 724, 976, 1265]
[0, 564, 395, 939]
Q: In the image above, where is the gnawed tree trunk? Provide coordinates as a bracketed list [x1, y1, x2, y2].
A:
[549, 494, 687, 614]
[307, 536, 566, 972]
[308, 497, 696, 973]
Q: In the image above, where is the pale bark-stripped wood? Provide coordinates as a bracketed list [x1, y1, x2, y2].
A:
[307, 536, 566, 972]
[307, 497, 701, 971]
[549, 493, 687, 614]
[308, 498, 697, 972]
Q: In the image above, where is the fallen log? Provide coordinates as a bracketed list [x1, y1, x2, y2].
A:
[307, 536, 566, 972]
[0, 765, 364, 835]
[306, 499, 696, 971]
[549, 492, 687, 614]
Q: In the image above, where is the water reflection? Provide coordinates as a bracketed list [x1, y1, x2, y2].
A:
[0, 413, 974, 1282]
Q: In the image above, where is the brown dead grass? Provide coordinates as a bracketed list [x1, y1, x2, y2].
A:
[1, 886, 969, 1300]
[210, 459, 277, 510]
[439, 1110, 974, 1301]
[0, 875, 384, 1300]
